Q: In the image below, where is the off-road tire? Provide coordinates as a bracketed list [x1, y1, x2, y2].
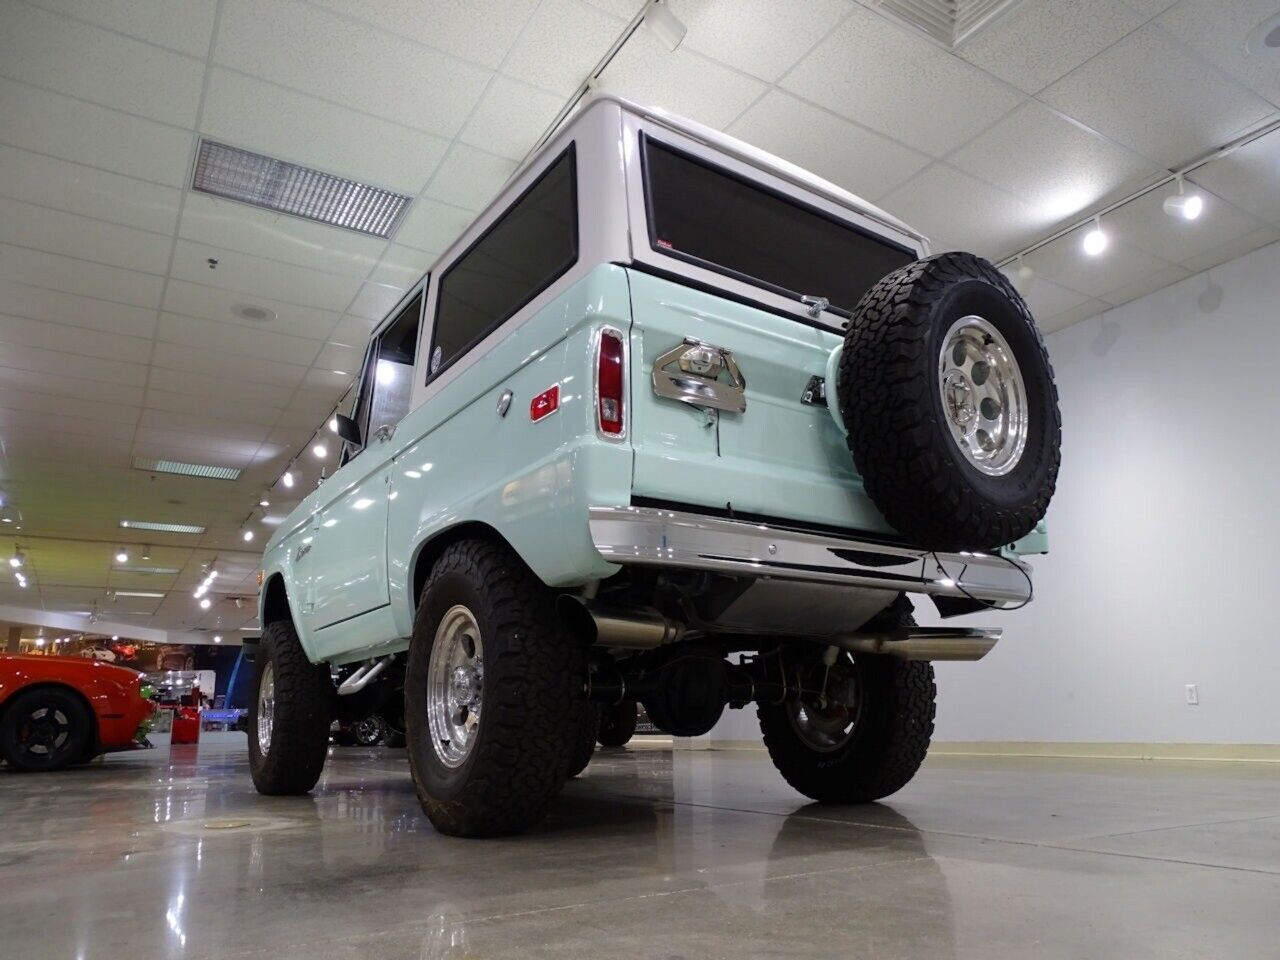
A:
[838, 251, 1060, 551]
[406, 539, 580, 837]
[0, 686, 93, 772]
[567, 704, 599, 778]
[597, 700, 638, 747]
[248, 619, 333, 795]
[758, 602, 935, 803]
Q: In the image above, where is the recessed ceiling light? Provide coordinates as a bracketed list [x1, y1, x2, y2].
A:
[200, 597, 212, 609]
[242, 529, 255, 542]
[232, 304, 277, 323]
[1247, 13, 1280, 58]
[115, 548, 129, 563]
[133, 457, 241, 481]
[192, 139, 413, 239]
[120, 520, 206, 534]
[312, 443, 328, 459]
[281, 472, 295, 489]
[213, 634, 223, 643]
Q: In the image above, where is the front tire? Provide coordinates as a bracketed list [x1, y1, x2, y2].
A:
[405, 539, 580, 837]
[248, 619, 333, 795]
[0, 687, 93, 772]
[758, 606, 935, 803]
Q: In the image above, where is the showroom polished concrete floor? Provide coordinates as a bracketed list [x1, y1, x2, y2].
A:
[2, 737, 1278, 959]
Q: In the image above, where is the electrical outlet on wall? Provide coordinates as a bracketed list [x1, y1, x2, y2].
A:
[1185, 683, 1199, 706]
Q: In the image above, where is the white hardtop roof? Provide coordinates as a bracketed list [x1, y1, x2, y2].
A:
[578, 94, 929, 250]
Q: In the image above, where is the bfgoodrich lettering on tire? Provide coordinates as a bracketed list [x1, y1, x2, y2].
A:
[838, 251, 1061, 552]
[405, 539, 580, 837]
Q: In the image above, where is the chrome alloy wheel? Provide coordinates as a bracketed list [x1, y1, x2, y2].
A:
[788, 656, 863, 753]
[938, 315, 1028, 476]
[256, 661, 275, 755]
[427, 605, 485, 769]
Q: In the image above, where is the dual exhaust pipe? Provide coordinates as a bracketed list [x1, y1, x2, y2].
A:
[560, 597, 999, 661]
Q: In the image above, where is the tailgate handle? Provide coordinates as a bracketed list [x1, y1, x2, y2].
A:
[652, 338, 746, 414]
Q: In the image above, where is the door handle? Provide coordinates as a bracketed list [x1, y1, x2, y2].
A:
[373, 423, 396, 443]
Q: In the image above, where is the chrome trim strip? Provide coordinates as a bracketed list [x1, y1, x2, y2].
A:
[588, 506, 1032, 605]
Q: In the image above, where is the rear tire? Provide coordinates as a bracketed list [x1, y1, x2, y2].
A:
[0, 687, 93, 772]
[758, 604, 935, 803]
[405, 539, 580, 837]
[597, 700, 638, 747]
[567, 704, 599, 778]
[248, 619, 333, 795]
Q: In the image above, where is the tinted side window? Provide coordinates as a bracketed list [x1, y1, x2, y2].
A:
[428, 146, 577, 382]
[642, 138, 914, 317]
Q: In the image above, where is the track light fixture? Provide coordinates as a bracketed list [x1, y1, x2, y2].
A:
[645, 0, 686, 51]
[115, 547, 129, 563]
[9, 544, 23, 568]
[1082, 217, 1108, 257]
[282, 471, 295, 489]
[1162, 174, 1203, 221]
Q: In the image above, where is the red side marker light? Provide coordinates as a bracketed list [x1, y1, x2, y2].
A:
[530, 384, 560, 422]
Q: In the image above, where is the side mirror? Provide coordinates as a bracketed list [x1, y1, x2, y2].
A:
[334, 413, 362, 446]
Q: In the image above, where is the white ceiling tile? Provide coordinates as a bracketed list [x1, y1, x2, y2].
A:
[347, 282, 405, 322]
[214, 0, 490, 138]
[178, 193, 385, 279]
[0, 364, 145, 406]
[199, 69, 448, 196]
[670, 0, 854, 84]
[0, 196, 172, 275]
[163, 280, 340, 341]
[947, 100, 1161, 226]
[169, 240, 361, 311]
[0, 79, 195, 187]
[1098, 261, 1191, 306]
[328, 315, 376, 348]
[301, 367, 359, 393]
[879, 165, 1044, 260]
[1039, 25, 1274, 168]
[598, 29, 769, 130]
[0, 387, 140, 426]
[728, 90, 930, 201]
[0, 279, 158, 338]
[1025, 229, 1176, 299]
[0, 145, 182, 235]
[140, 408, 271, 444]
[1115, 0, 1177, 16]
[151, 341, 307, 389]
[579, 0, 638, 16]
[314, 341, 365, 375]
[0, 406, 137, 441]
[311, 0, 540, 70]
[1108, 186, 1267, 265]
[0, 312, 152, 364]
[157, 313, 323, 366]
[425, 145, 518, 212]
[957, 0, 1143, 94]
[27, 0, 220, 58]
[134, 423, 270, 457]
[781, 6, 1024, 155]
[144, 387, 283, 428]
[0, 340, 147, 386]
[503, 0, 626, 96]
[1157, 0, 1280, 107]
[0, 244, 164, 308]
[368, 245, 429, 289]
[1188, 129, 1280, 228]
[461, 76, 566, 161]
[147, 365, 297, 408]
[1003, 272, 1092, 321]
[1179, 226, 1280, 275]
[394, 198, 474, 256]
[1040, 299, 1108, 333]
[0, 0, 205, 127]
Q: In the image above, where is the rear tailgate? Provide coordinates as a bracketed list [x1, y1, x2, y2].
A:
[627, 269, 895, 537]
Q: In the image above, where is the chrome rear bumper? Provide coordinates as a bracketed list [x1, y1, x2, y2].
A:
[588, 506, 1031, 606]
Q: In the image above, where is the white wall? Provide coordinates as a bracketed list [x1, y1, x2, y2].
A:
[712, 239, 1280, 745]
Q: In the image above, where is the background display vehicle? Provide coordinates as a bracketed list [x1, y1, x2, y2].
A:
[249, 96, 1060, 836]
[0, 654, 155, 771]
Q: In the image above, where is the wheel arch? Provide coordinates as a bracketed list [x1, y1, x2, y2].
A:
[261, 572, 293, 627]
[408, 521, 514, 613]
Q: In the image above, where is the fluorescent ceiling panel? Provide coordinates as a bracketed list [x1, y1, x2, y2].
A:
[876, 0, 1026, 47]
[112, 590, 166, 598]
[132, 457, 241, 481]
[119, 520, 206, 534]
[192, 139, 412, 239]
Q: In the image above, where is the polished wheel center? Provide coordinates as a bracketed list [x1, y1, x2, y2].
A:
[789, 658, 862, 753]
[19, 706, 69, 756]
[938, 315, 1028, 477]
[427, 606, 485, 768]
[257, 662, 275, 755]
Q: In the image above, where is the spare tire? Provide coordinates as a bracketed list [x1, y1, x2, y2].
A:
[838, 251, 1060, 552]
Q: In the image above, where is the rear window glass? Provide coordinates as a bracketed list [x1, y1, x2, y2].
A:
[642, 138, 915, 317]
[429, 146, 577, 382]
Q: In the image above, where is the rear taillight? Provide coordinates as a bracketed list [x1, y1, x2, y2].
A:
[596, 328, 625, 438]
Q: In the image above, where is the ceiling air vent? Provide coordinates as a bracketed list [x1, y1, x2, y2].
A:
[191, 139, 412, 239]
[133, 457, 241, 481]
[120, 520, 206, 535]
[875, 0, 1026, 47]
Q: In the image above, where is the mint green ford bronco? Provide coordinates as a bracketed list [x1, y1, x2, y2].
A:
[248, 97, 1061, 836]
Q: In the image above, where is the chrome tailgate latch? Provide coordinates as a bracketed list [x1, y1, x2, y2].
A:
[652, 337, 746, 414]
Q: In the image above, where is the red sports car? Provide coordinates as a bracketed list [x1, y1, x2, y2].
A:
[0, 654, 155, 771]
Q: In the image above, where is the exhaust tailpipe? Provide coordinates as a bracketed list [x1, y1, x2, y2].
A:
[559, 596, 686, 649]
[833, 626, 1000, 661]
